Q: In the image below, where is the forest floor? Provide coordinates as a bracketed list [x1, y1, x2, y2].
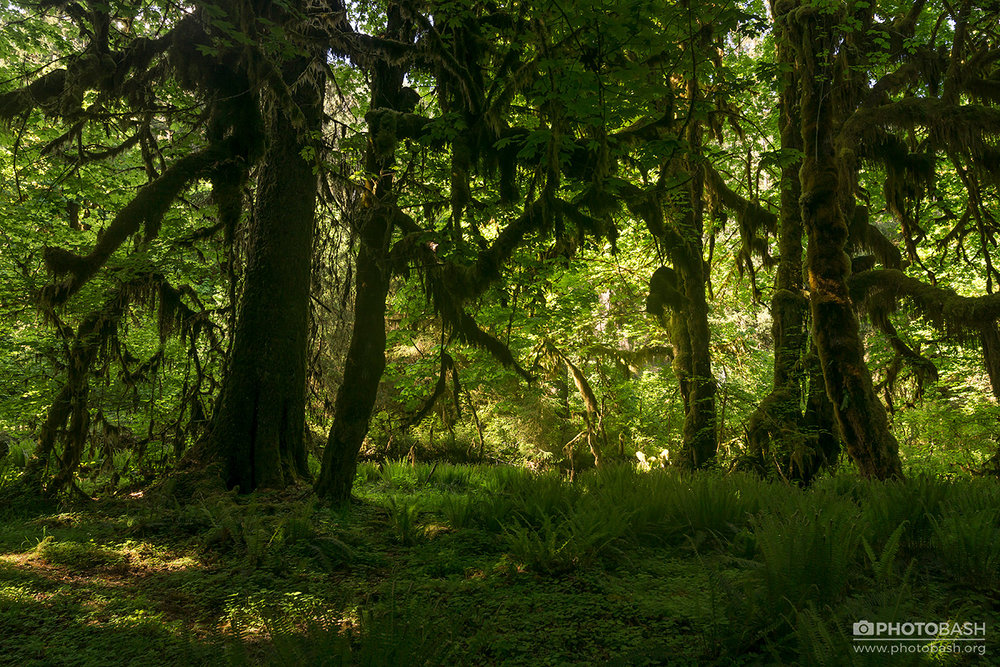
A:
[0, 462, 998, 666]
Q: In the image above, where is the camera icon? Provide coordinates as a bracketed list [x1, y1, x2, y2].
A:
[853, 620, 875, 636]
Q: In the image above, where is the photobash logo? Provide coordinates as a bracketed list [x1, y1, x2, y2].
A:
[852, 620, 986, 638]
[852, 619, 987, 658]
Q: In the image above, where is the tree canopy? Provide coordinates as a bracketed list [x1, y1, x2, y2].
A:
[2, 0, 1000, 499]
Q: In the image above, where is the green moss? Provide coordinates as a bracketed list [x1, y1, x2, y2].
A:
[33, 536, 127, 570]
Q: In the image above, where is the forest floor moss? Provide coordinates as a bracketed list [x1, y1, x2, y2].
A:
[0, 464, 998, 666]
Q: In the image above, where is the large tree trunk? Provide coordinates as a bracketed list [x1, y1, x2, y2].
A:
[316, 6, 410, 502]
[790, 5, 902, 480]
[209, 63, 323, 492]
[747, 6, 838, 482]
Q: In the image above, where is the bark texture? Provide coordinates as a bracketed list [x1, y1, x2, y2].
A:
[746, 3, 838, 481]
[786, 3, 903, 480]
[210, 61, 323, 491]
[671, 79, 717, 469]
[316, 7, 410, 502]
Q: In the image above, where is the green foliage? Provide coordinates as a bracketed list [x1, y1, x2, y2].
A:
[861, 521, 909, 590]
[354, 461, 381, 485]
[859, 474, 948, 553]
[32, 536, 127, 570]
[240, 596, 455, 666]
[503, 500, 629, 574]
[439, 493, 475, 529]
[930, 507, 1000, 589]
[1, 464, 999, 666]
[750, 498, 863, 614]
[383, 496, 425, 546]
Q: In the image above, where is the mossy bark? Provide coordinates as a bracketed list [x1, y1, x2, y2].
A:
[666, 185, 717, 465]
[209, 62, 322, 492]
[672, 81, 717, 469]
[316, 8, 409, 503]
[789, 4, 902, 480]
[747, 5, 838, 481]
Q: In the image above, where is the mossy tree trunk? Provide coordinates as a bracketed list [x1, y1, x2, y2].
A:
[316, 7, 411, 503]
[209, 61, 323, 492]
[747, 3, 838, 481]
[787, 3, 902, 480]
[671, 80, 717, 469]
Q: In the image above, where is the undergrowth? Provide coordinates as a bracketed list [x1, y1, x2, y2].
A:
[0, 463, 996, 665]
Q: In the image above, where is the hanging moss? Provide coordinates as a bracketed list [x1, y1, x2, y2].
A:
[41, 142, 237, 307]
[703, 164, 778, 266]
[847, 204, 903, 269]
[399, 351, 459, 430]
[851, 268, 1000, 341]
[843, 98, 1000, 165]
[645, 266, 686, 318]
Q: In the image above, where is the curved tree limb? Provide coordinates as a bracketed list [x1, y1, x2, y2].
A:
[42, 141, 236, 306]
[850, 268, 1000, 335]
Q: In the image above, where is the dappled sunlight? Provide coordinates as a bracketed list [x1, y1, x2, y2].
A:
[0, 465, 998, 663]
[3, 3, 1000, 664]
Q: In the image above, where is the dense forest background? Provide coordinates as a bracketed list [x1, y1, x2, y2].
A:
[3, 0, 1000, 493]
[1, 0, 1000, 664]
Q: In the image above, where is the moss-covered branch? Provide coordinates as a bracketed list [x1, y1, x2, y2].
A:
[850, 269, 1000, 336]
[703, 163, 777, 265]
[841, 98, 1000, 161]
[42, 142, 235, 306]
[0, 28, 181, 121]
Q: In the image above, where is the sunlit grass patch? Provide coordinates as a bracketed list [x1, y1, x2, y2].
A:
[0, 582, 35, 607]
[32, 536, 128, 571]
[225, 590, 335, 637]
[115, 539, 198, 571]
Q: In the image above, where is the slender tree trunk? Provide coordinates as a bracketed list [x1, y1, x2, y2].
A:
[209, 62, 323, 491]
[770, 46, 807, 398]
[672, 79, 716, 468]
[790, 6, 902, 480]
[316, 7, 410, 502]
[981, 324, 1000, 402]
[31, 291, 128, 493]
[314, 204, 393, 503]
[552, 358, 574, 458]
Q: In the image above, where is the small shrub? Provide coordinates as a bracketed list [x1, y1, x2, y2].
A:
[244, 597, 454, 666]
[470, 494, 515, 532]
[504, 499, 627, 574]
[930, 507, 1000, 588]
[385, 496, 424, 545]
[432, 463, 472, 490]
[751, 498, 862, 613]
[240, 515, 272, 567]
[508, 473, 578, 526]
[860, 475, 948, 552]
[860, 521, 909, 590]
[673, 473, 762, 541]
[440, 494, 475, 530]
[355, 462, 381, 485]
[480, 466, 532, 495]
[504, 515, 578, 574]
